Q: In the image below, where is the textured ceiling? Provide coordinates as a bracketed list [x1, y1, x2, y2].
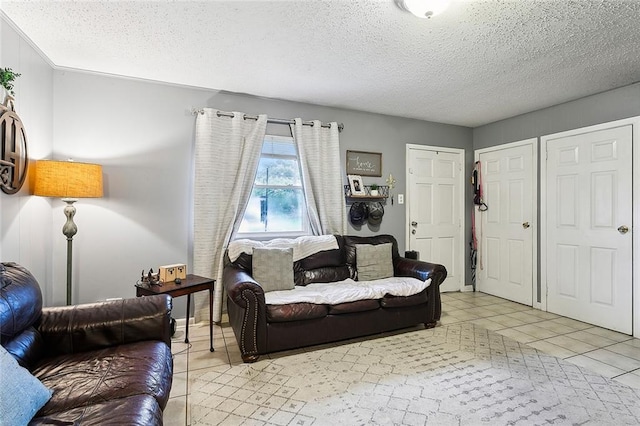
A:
[2, 0, 640, 127]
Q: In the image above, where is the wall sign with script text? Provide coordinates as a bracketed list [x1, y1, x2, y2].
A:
[346, 150, 382, 177]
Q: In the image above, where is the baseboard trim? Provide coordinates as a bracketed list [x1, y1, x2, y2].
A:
[174, 312, 228, 328]
[174, 317, 194, 328]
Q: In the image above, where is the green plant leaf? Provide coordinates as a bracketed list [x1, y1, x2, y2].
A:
[0, 67, 21, 96]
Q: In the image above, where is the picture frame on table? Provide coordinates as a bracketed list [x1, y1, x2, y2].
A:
[348, 175, 366, 196]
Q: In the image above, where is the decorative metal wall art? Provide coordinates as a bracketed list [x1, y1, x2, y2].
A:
[0, 95, 29, 194]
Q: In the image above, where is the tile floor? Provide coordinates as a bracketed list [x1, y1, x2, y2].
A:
[163, 291, 640, 424]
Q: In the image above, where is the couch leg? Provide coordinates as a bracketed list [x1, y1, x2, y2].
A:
[424, 321, 437, 329]
[242, 353, 260, 363]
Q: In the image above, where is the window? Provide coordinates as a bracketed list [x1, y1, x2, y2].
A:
[237, 135, 309, 238]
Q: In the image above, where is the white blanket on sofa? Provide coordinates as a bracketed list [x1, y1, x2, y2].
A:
[228, 235, 338, 262]
[264, 277, 431, 306]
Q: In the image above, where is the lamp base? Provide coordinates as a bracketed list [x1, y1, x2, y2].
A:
[62, 199, 78, 306]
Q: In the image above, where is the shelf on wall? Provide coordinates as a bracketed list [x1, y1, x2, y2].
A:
[344, 185, 389, 202]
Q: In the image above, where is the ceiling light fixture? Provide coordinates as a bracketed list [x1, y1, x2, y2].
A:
[396, 0, 451, 18]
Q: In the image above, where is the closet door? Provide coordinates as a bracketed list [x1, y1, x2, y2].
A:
[476, 140, 535, 306]
[545, 125, 632, 334]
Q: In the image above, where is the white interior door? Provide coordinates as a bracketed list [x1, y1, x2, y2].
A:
[407, 145, 464, 292]
[545, 125, 632, 334]
[476, 141, 535, 306]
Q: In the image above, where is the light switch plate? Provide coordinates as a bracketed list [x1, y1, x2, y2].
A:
[398, 194, 404, 204]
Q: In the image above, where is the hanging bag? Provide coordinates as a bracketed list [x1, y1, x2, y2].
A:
[470, 161, 488, 287]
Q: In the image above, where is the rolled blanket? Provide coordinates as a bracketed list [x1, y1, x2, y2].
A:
[228, 235, 339, 262]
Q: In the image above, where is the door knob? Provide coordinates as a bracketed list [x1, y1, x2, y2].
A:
[522, 222, 530, 229]
[412, 229, 416, 235]
[411, 221, 418, 227]
[618, 225, 629, 234]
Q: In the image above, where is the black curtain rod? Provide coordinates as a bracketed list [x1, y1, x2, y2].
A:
[191, 108, 344, 132]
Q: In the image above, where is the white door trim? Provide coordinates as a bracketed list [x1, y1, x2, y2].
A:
[474, 138, 538, 308]
[540, 116, 640, 337]
[405, 144, 465, 291]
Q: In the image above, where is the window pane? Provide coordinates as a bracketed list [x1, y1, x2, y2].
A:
[262, 136, 297, 156]
[255, 157, 301, 186]
[237, 135, 308, 237]
[239, 188, 305, 233]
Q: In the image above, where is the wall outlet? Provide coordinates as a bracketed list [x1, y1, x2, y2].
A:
[398, 194, 404, 204]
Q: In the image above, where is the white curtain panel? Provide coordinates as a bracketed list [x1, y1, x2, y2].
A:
[193, 109, 267, 322]
[291, 119, 346, 235]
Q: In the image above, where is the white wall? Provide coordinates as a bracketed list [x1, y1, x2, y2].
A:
[1, 17, 54, 302]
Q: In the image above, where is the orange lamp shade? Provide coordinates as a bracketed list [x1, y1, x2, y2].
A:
[34, 160, 103, 199]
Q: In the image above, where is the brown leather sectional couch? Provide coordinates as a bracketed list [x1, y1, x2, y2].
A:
[224, 234, 447, 363]
[0, 262, 173, 425]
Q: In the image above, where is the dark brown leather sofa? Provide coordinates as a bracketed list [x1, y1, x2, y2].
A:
[224, 235, 447, 363]
[0, 262, 173, 425]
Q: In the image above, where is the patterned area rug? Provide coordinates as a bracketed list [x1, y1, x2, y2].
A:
[189, 323, 640, 425]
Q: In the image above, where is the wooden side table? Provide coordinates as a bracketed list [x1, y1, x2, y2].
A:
[135, 274, 215, 352]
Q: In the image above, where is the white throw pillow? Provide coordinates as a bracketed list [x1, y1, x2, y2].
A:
[252, 247, 295, 292]
[356, 243, 394, 281]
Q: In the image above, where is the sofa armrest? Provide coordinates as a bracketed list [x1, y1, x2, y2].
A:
[38, 295, 172, 356]
[394, 257, 447, 324]
[394, 258, 447, 284]
[223, 266, 267, 362]
[224, 267, 265, 307]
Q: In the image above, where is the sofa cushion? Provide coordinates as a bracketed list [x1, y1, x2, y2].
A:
[328, 299, 380, 315]
[294, 237, 346, 286]
[266, 303, 328, 323]
[0, 344, 52, 426]
[356, 243, 394, 281]
[228, 252, 252, 273]
[3, 326, 44, 371]
[30, 394, 163, 426]
[381, 288, 428, 308]
[298, 265, 351, 286]
[296, 236, 345, 270]
[252, 248, 295, 292]
[33, 340, 173, 415]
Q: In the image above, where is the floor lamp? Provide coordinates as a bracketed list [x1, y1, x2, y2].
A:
[34, 160, 103, 305]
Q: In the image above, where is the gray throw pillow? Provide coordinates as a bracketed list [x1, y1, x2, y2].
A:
[356, 243, 394, 281]
[252, 247, 295, 292]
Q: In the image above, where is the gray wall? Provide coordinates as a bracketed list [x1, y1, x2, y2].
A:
[14, 10, 638, 314]
[474, 82, 640, 149]
[51, 71, 472, 313]
[473, 82, 640, 302]
[2, 16, 473, 315]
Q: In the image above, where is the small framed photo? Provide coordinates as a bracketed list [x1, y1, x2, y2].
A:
[348, 175, 366, 196]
